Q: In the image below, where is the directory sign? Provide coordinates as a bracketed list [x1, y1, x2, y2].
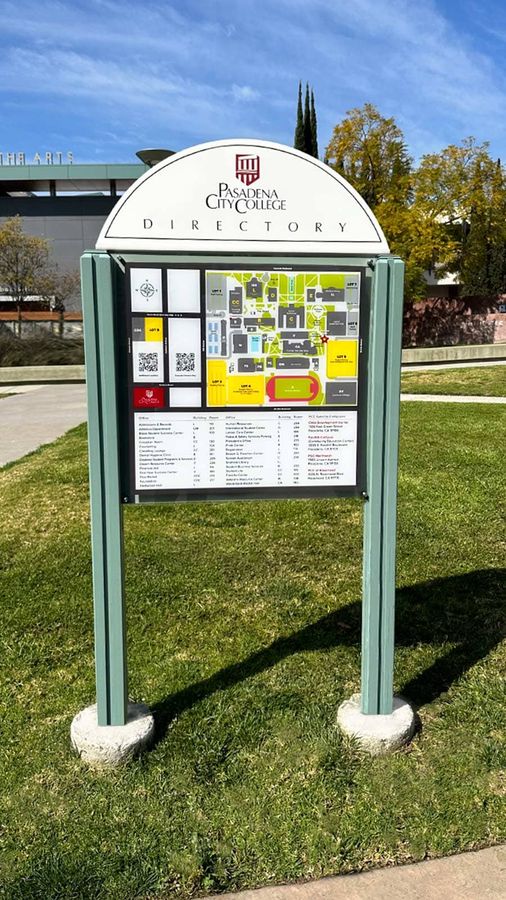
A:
[120, 263, 367, 502]
[97, 139, 389, 255]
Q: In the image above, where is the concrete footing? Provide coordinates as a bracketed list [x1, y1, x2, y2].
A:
[71, 702, 155, 766]
[337, 693, 415, 755]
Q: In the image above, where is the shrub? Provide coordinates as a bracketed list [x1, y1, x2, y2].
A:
[0, 329, 84, 366]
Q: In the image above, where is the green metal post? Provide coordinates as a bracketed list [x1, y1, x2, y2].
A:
[81, 251, 128, 726]
[361, 257, 405, 714]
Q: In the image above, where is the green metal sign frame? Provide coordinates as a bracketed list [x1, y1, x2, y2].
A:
[81, 250, 404, 726]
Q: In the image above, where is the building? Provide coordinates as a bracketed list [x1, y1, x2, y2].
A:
[0, 157, 149, 310]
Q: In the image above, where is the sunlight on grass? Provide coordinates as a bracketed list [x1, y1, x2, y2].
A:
[401, 364, 506, 397]
[0, 404, 505, 899]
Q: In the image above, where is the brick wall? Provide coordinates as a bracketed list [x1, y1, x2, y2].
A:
[403, 297, 506, 347]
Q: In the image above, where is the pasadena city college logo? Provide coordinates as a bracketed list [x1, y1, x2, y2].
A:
[133, 387, 164, 409]
[236, 153, 260, 186]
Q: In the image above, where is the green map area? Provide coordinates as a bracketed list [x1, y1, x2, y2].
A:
[205, 270, 360, 408]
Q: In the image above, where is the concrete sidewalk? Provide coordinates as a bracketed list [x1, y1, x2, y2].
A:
[0, 383, 504, 470]
[401, 393, 506, 403]
[404, 359, 506, 371]
[0, 383, 87, 467]
[210, 845, 505, 900]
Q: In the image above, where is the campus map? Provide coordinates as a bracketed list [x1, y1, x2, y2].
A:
[128, 265, 362, 496]
[205, 270, 360, 408]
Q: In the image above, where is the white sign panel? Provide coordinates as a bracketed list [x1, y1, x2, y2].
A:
[97, 139, 389, 254]
[130, 268, 162, 312]
[167, 269, 200, 313]
[167, 318, 202, 383]
[134, 411, 357, 491]
[133, 341, 164, 382]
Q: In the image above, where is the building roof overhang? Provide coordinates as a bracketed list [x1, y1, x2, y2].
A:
[0, 163, 148, 195]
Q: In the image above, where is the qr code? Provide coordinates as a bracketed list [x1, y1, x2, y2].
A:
[138, 352, 159, 374]
[176, 352, 196, 373]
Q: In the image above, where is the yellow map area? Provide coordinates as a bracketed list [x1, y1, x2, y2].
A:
[144, 318, 163, 342]
[207, 360, 227, 406]
[326, 339, 358, 378]
[226, 375, 265, 405]
[207, 361, 265, 406]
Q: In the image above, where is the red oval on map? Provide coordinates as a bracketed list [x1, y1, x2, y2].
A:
[266, 374, 320, 402]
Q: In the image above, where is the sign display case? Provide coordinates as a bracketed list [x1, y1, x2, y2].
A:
[118, 262, 369, 502]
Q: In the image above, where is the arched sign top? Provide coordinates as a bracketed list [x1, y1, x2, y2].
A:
[96, 139, 389, 254]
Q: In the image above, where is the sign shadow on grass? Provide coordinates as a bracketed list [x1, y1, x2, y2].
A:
[151, 567, 505, 745]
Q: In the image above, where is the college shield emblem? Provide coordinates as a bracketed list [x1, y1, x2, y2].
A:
[133, 387, 165, 408]
[236, 154, 260, 186]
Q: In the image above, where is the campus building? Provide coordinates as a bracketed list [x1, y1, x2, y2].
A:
[0, 158, 148, 294]
[0, 150, 173, 329]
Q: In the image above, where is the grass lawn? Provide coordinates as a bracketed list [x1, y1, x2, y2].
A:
[0, 403, 505, 899]
[401, 363, 506, 396]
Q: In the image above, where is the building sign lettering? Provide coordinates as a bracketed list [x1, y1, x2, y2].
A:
[0, 151, 74, 166]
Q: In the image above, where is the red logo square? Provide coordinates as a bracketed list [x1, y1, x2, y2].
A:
[133, 387, 165, 409]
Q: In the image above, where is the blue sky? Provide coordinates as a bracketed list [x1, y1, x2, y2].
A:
[2, 0, 506, 165]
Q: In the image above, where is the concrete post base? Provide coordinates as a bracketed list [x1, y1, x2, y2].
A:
[337, 693, 415, 755]
[71, 702, 155, 766]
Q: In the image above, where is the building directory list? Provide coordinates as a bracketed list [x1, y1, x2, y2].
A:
[125, 266, 363, 499]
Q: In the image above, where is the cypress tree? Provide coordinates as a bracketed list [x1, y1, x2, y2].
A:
[310, 89, 319, 158]
[488, 159, 506, 294]
[294, 82, 305, 152]
[304, 83, 312, 154]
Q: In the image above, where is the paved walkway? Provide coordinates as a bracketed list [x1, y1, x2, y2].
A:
[210, 845, 505, 900]
[404, 359, 506, 371]
[0, 383, 87, 467]
[0, 383, 505, 469]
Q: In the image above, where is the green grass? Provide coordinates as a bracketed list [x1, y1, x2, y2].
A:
[401, 364, 506, 396]
[0, 403, 505, 899]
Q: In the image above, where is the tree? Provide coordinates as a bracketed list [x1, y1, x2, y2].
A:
[0, 217, 53, 333]
[458, 155, 506, 296]
[50, 269, 81, 311]
[294, 82, 305, 152]
[325, 104, 506, 299]
[413, 138, 506, 295]
[325, 104, 430, 295]
[45, 269, 81, 335]
[326, 103, 412, 208]
[378, 201, 454, 299]
[310, 89, 319, 159]
[294, 82, 319, 158]
[303, 83, 312, 156]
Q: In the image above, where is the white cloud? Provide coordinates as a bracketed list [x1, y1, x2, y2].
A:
[231, 85, 260, 102]
[290, 0, 506, 155]
[1, 0, 506, 161]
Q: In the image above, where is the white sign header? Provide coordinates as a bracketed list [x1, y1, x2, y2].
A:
[96, 139, 389, 254]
